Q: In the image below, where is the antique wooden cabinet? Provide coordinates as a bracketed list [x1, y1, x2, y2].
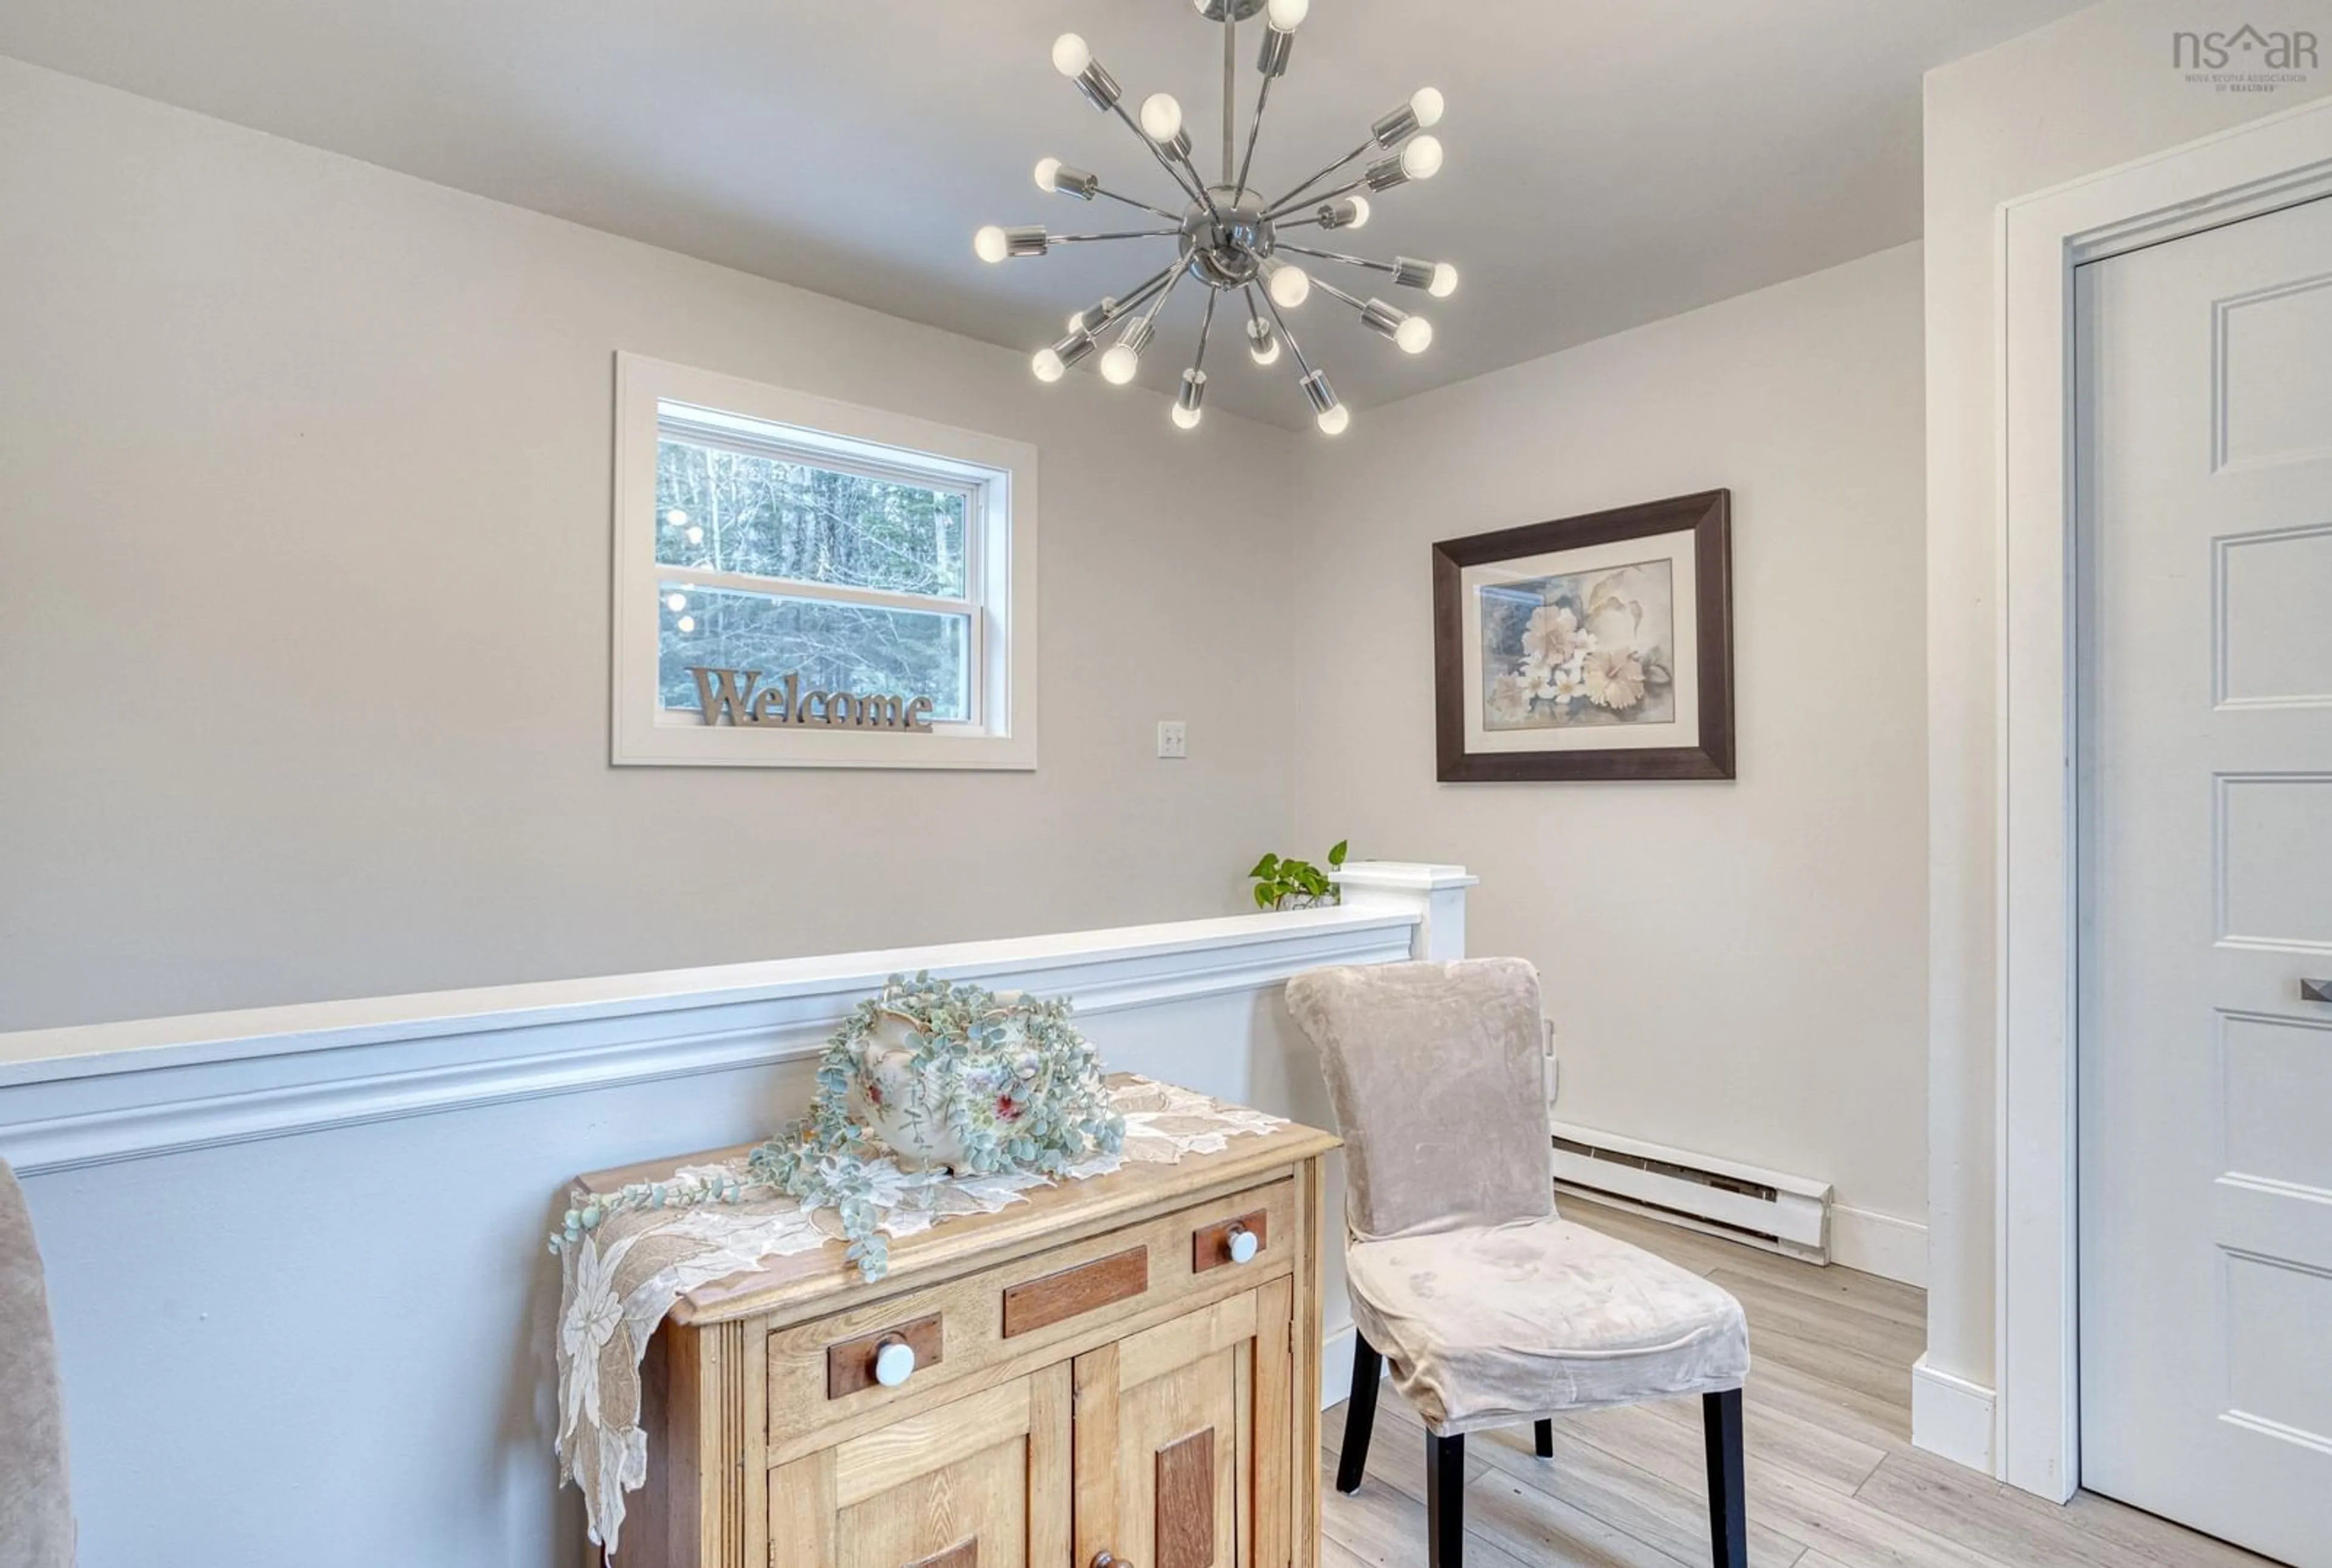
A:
[581, 1103, 1337, 1568]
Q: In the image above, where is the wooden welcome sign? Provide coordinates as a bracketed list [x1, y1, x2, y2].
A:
[686, 667, 936, 732]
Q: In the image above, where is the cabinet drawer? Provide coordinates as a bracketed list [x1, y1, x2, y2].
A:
[766, 1176, 1295, 1458]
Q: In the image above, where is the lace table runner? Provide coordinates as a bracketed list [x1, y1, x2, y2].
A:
[554, 1077, 1284, 1554]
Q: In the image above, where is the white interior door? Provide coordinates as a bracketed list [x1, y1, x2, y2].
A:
[2079, 192, 2332, 1567]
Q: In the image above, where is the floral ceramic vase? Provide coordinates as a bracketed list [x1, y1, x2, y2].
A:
[840, 977, 1120, 1178]
[855, 997, 1031, 1171]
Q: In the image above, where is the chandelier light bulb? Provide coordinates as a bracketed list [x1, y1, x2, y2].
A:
[973, 225, 1009, 264]
[663, 508, 688, 528]
[1246, 317, 1282, 365]
[1402, 135, 1445, 180]
[1139, 93, 1183, 143]
[664, 593, 687, 613]
[1317, 404, 1351, 435]
[1034, 157, 1063, 193]
[1032, 347, 1066, 383]
[686, 526, 703, 545]
[1264, 257, 1311, 309]
[1267, 0, 1309, 32]
[1410, 87, 1446, 129]
[1171, 403, 1202, 429]
[676, 615, 697, 634]
[1430, 262, 1459, 298]
[1349, 196, 1372, 229]
[1099, 343, 1141, 384]
[1396, 315, 1434, 354]
[1051, 33, 1091, 77]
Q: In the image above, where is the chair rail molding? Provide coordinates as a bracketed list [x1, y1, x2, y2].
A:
[1994, 94, 2332, 1501]
[0, 896, 1467, 1176]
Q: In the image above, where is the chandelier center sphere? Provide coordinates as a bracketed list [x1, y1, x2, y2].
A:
[1180, 186, 1273, 289]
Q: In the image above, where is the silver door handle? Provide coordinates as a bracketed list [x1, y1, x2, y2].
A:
[2303, 979, 2332, 1004]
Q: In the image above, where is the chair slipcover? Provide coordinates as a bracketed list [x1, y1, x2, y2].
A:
[0, 1161, 73, 1566]
[1287, 958, 1749, 1437]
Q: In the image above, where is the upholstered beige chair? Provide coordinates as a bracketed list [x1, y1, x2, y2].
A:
[0, 1161, 72, 1567]
[1287, 958, 1750, 1568]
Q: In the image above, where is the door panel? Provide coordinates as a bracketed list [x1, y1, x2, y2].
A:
[2079, 191, 2332, 1568]
[771, 1365, 1071, 1568]
[1072, 1284, 1294, 1568]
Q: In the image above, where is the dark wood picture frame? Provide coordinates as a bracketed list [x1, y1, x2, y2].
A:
[1432, 489, 1734, 782]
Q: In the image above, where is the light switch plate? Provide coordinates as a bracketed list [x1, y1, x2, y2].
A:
[1157, 720, 1187, 760]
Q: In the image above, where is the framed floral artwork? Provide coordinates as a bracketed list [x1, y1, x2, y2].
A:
[1432, 489, 1734, 781]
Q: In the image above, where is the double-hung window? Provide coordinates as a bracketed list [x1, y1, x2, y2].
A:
[612, 355, 1038, 768]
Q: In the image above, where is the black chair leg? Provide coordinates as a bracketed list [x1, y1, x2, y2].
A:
[1702, 1388, 1747, 1568]
[1533, 1417, 1553, 1459]
[1426, 1430, 1465, 1568]
[1335, 1333, 1383, 1495]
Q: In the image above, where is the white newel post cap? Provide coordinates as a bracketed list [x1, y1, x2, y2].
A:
[1329, 862, 1476, 963]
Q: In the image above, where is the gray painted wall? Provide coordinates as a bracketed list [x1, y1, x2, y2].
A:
[1286, 245, 1932, 1235]
[0, 58, 1299, 1031]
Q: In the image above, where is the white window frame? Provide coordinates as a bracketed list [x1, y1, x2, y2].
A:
[611, 353, 1038, 769]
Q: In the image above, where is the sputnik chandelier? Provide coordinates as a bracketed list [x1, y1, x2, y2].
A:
[973, 0, 1454, 435]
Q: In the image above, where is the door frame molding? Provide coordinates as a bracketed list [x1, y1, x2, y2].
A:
[1997, 93, 2332, 1502]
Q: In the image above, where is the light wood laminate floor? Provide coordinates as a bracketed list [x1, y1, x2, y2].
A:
[1318, 1198, 2278, 1568]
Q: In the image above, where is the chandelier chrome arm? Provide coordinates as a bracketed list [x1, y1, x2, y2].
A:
[1259, 287, 1316, 378]
[1234, 72, 1275, 202]
[1306, 275, 1433, 353]
[1262, 286, 1350, 432]
[1277, 243, 1458, 298]
[1091, 185, 1183, 221]
[1111, 248, 1192, 350]
[1266, 137, 1377, 217]
[1051, 228, 1184, 244]
[1173, 288, 1219, 429]
[1088, 262, 1179, 330]
[1039, 166, 1182, 222]
[1221, 7, 1238, 186]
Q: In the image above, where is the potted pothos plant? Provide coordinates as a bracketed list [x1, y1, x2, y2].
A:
[1247, 840, 1349, 910]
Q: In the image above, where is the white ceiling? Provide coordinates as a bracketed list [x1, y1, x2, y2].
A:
[0, 0, 2089, 429]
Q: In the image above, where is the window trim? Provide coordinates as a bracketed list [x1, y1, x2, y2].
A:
[611, 353, 1038, 769]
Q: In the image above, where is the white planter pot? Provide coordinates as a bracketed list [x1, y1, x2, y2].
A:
[852, 1001, 1032, 1172]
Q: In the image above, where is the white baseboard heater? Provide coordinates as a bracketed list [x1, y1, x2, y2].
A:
[1550, 1121, 1832, 1264]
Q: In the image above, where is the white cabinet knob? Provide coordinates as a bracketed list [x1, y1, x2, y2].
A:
[873, 1339, 916, 1388]
[1227, 1225, 1259, 1265]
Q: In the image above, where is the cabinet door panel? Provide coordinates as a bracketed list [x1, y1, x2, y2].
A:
[1121, 1341, 1239, 1568]
[1075, 1285, 1295, 1568]
[772, 1365, 1070, 1568]
[840, 1439, 1025, 1568]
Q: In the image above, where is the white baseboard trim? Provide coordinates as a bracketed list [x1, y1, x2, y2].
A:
[1320, 1322, 1356, 1409]
[1912, 1354, 1997, 1475]
[1830, 1204, 1929, 1288]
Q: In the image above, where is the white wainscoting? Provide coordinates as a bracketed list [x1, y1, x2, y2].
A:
[0, 888, 1453, 1568]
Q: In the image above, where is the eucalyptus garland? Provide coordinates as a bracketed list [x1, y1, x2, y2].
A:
[551, 973, 1124, 1281]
